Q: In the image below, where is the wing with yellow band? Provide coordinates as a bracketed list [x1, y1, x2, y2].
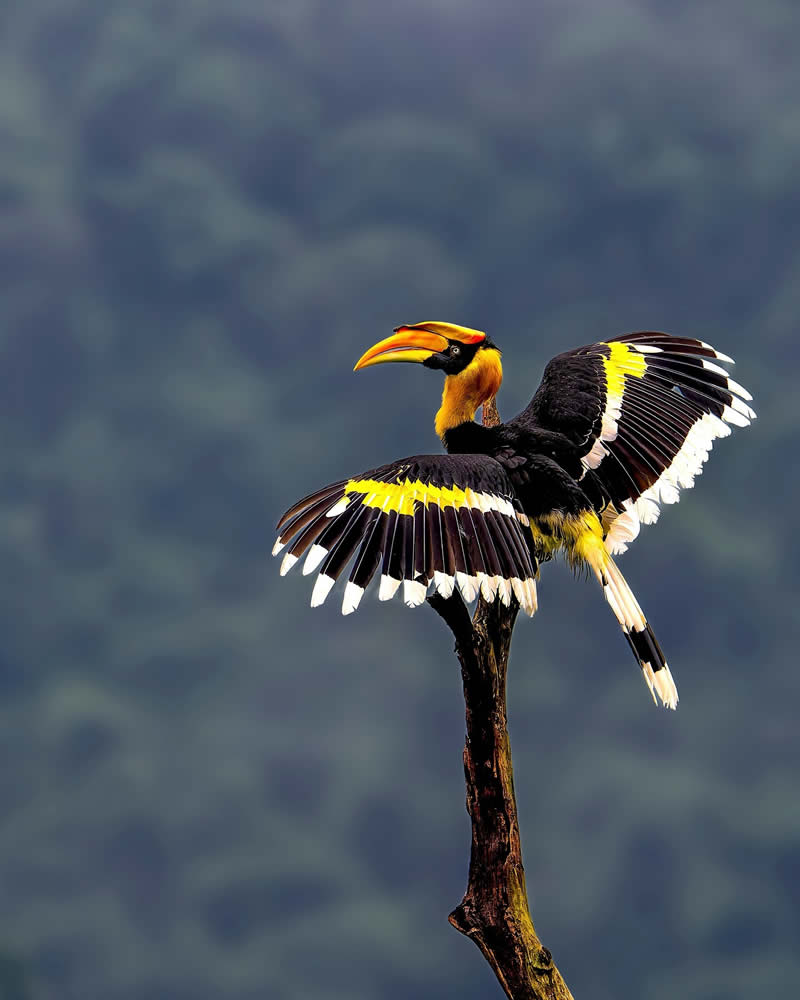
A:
[519, 332, 755, 553]
[273, 455, 539, 615]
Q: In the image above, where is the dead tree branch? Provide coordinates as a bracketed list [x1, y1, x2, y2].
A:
[427, 396, 574, 1000]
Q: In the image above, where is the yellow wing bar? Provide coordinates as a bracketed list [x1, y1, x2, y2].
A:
[274, 455, 539, 616]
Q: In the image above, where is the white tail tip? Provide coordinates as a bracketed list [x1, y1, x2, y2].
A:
[652, 663, 679, 709]
[642, 661, 679, 709]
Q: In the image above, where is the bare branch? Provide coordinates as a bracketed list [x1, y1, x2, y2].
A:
[427, 394, 574, 999]
[427, 591, 472, 647]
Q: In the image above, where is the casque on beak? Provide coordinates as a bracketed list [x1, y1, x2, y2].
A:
[353, 322, 486, 371]
[353, 328, 449, 371]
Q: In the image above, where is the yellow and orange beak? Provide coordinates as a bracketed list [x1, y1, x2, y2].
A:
[353, 322, 486, 371]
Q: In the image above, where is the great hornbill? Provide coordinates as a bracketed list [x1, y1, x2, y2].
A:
[273, 322, 755, 708]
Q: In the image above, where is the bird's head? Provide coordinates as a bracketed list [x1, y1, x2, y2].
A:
[354, 321, 503, 440]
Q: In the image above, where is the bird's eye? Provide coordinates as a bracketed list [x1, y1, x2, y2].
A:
[450, 345, 461, 356]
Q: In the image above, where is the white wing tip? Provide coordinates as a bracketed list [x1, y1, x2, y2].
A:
[478, 573, 498, 602]
[510, 577, 526, 607]
[701, 341, 734, 364]
[310, 573, 335, 608]
[726, 377, 752, 401]
[280, 552, 298, 576]
[302, 544, 328, 575]
[722, 403, 752, 428]
[729, 396, 756, 421]
[605, 507, 641, 555]
[525, 578, 538, 614]
[326, 496, 350, 517]
[633, 495, 661, 525]
[700, 358, 728, 377]
[272, 538, 286, 556]
[341, 581, 364, 615]
[378, 575, 401, 601]
[455, 572, 479, 603]
[403, 579, 428, 607]
[433, 571, 455, 598]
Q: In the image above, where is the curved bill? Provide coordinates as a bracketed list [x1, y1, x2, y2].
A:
[353, 328, 449, 371]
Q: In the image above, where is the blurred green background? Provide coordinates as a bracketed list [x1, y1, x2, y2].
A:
[0, 1, 798, 998]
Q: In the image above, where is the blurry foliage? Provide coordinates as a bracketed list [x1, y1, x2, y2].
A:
[0, 1, 798, 999]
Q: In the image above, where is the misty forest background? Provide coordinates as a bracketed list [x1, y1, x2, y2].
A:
[1, 1, 798, 999]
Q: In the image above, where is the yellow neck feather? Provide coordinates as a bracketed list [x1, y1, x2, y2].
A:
[434, 349, 503, 440]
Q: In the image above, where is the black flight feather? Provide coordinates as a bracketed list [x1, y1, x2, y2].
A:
[277, 480, 348, 532]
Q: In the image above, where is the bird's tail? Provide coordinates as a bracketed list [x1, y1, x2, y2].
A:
[550, 510, 679, 708]
[594, 555, 678, 709]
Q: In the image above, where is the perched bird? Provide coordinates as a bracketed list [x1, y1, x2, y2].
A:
[274, 322, 754, 708]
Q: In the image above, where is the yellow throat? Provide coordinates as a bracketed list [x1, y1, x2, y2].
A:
[435, 349, 503, 440]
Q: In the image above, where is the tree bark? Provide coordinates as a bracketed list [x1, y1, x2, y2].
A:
[426, 397, 574, 1000]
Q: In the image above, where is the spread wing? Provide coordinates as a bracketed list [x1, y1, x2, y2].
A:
[514, 332, 755, 553]
[273, 454, 539, 615]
